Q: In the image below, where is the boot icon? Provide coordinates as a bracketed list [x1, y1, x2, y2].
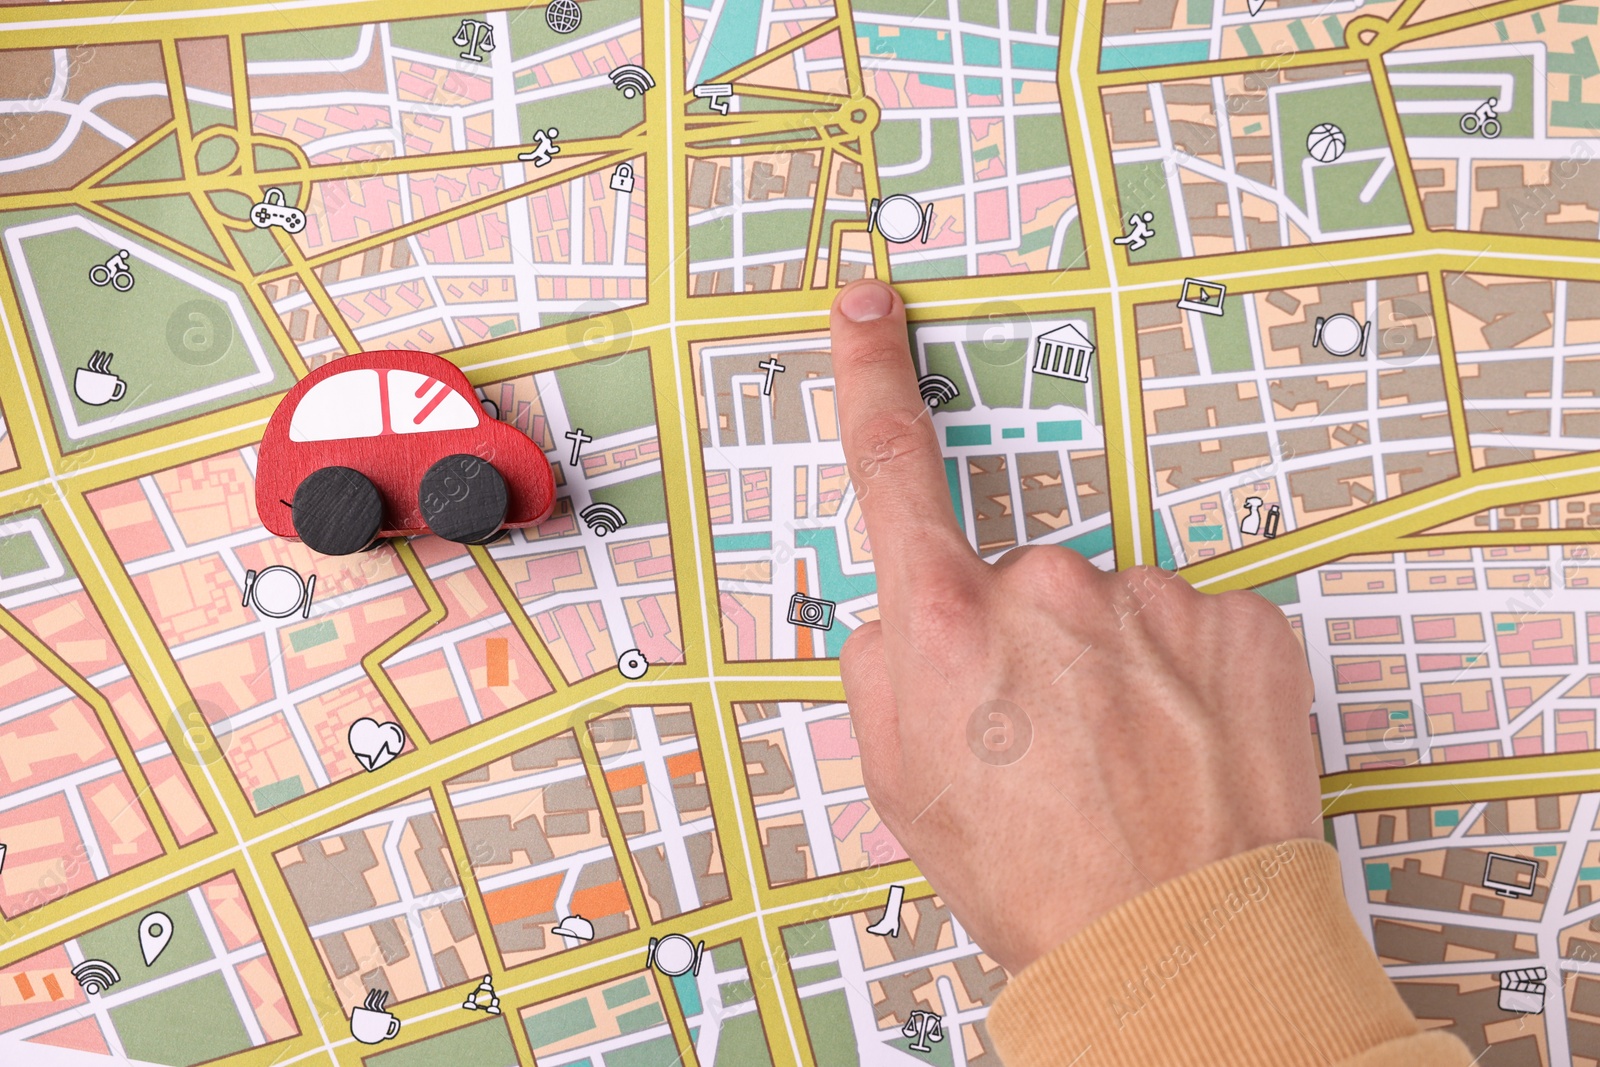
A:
[866, 884, 905, 937]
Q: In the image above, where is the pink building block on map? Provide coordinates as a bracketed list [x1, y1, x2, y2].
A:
[628, 594, 684, 664]
[859, 822, 909, 865]
[808, 717, 860, 761]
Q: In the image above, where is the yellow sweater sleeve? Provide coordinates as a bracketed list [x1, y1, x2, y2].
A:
[986, 840, 1474, 1067]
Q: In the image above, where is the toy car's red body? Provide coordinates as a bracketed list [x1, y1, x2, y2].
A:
[256, 351, 555, 547]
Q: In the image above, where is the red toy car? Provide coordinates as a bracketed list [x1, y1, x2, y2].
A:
[256, 351, 556, 556]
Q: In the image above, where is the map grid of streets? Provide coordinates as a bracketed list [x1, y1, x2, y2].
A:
[0, 0, 1598, 1064]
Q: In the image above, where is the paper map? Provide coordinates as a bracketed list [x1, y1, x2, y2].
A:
[0, 0, 1598, 1063]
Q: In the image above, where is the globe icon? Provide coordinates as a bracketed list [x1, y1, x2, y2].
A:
[547, 0, 582, 33]
[1307, 122, 1345, 163]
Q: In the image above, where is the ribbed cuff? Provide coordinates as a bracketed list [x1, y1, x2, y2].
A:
[987, 840, 1460, 1067]
[1341, 1032, 1475, 1066]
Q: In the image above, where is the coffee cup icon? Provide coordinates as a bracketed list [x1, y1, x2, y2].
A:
[350, 990, 401, 1044]
[75, 351, 126, 406]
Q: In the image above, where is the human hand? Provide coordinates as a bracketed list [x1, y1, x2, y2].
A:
[828, 279, 1321, 974]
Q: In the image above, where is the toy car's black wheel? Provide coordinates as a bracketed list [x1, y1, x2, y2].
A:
[292, 467, 383, 556]
[419, 454, 508, 544]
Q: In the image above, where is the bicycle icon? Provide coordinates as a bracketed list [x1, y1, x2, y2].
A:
[88, 250, 135, 292]
[1460, 97, 1502, 139]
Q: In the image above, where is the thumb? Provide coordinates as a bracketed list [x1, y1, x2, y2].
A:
[839, 621, 902, 789]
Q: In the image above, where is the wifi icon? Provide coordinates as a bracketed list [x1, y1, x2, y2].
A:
[580, 502, 628, 537]
[918, 373, 960, 409]
[72, 959, 120, 996]
[609, 65, 655, 99]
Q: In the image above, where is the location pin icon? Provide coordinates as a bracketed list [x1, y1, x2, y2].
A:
[139, 911, 173, 967]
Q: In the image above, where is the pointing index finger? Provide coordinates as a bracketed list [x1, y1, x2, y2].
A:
[829, 280, 974, 612]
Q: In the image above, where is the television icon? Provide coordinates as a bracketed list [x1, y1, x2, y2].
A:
[1483, 852, 1539, 898]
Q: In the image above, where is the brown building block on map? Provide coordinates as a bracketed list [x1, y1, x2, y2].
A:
[1462, 357, 1554, 400]
[1464, 408, 1550, 437]
[1102, 86, 1158, 146]
[1383, 449, 1457, 494]
[1150, 382, 1264, 434]
[1568, 354, 1600, 396]
[1152, 432, 1271, 491]
[1269, 374, 1368, 419]
[1134, 301, 1200, 379]
[0, 45, 173, 195]
[1395, 977, 1542, 1062]
[1377, 363, 1447, 406]
[1445, 273, 1555, 351]
[1380, 411, 1454, 440]
[1073, 452, 1111, 519]
[1290, 458, 1375, 514]
[1102, 0, 1181, 36]
[1376, 918, 1534, 966]
[967, 454, 1018, 555]
[1476, 160, 1600, 240]
[1017, 451, 1072, 540]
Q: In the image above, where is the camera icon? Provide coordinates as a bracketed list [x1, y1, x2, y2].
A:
[787, 593, 836, 631]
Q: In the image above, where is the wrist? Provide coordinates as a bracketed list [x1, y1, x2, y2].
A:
[988, 840, 1426, 1067]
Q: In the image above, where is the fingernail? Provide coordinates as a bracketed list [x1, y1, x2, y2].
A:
[838, 281, 894, 323]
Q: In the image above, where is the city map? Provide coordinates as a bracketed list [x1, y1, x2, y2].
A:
[0, 0, 1596, 1063]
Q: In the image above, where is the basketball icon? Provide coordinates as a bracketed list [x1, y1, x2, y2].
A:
[1307, 123, 1345, 163]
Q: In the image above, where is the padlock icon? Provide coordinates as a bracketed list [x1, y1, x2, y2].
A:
[610, 163, 636, 194]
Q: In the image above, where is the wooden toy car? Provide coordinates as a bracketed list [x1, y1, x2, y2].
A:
[256, 351, 555, 555]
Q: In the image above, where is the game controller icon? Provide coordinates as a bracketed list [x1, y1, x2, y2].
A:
[251, 188, 306, 234]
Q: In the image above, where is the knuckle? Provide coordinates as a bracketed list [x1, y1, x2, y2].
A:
[851, 410, 936, 478]
[917, 564, 977, 608]
[915, 598, 972, 655]
[999, 545, 1098, 594]
[1104, 566, 1192, 629]
[839, 625, 880, 672]
[902, 579, 977, 648]
[1217, 587, 1286, 626]
[1125, 563, 1180, 585]
[1116, 564, 1186, 602]
[1216, 592, 1304, 662]
[840, 339, 911, 371]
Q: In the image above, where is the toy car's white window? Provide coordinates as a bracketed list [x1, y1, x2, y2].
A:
[289, 369, 383, 442]
[387, 369, 480, 434]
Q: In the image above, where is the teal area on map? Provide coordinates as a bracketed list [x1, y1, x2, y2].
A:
[858, 23, 953, 63]
[698, 0, 764, 80]
[672, 972, 702, 1015]
[795, 527, 875, 657]
[1101, 40, 1210, 70]
[713, 532, 773, 552]
[252, 777, 306, 811]
[1153, 514, 1177, 570]
[945, 457, 965, 531]
[1365, 862, 1392, 891]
